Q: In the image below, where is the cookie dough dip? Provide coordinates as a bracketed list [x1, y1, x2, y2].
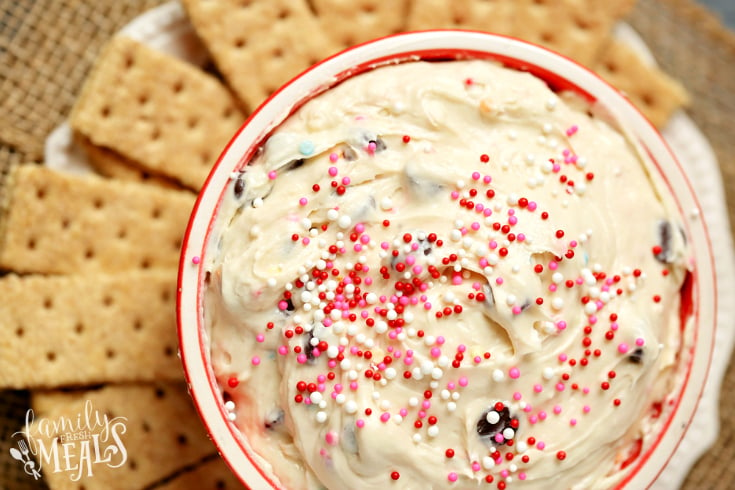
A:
[200, 59, 695, 489]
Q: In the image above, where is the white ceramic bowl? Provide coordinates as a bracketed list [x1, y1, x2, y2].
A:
[177, 30, 717, 489]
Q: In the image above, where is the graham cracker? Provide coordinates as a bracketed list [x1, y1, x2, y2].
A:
[70, 36, 245, 191]
[0, 165, 195, 274]
[154, 456, 242, 490]
[407, 0, 637, 68]
[311, 0, 411, 48]
[24, 383, 216, 489]
[594, 38, 690, 128]
[0, 270, 182, 389]
[76, 135, 183, 190]
[181, 0, 339, 112]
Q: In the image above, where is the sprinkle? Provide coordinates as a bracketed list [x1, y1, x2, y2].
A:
[299, 140, 315, 155]
[267, 171, 277, 180]
[191, 255, 201, 265]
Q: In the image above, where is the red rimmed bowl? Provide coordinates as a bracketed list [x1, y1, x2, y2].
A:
[177, 30, 716, 489]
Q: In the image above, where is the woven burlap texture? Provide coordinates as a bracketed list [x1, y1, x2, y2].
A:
[1, 0, 734, 489]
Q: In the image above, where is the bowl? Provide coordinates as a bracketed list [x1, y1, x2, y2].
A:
[177, 30, 716, 489]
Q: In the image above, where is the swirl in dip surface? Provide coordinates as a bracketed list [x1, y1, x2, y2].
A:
[203, 60, 692, 489]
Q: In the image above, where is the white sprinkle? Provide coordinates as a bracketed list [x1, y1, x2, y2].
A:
[546, 97, 557, 110]
[447, 401, 457, 412]
[503, 428, 515, 440]
[326, 209, 339, 221]
[385, 367, 397, 380]
[427, 426, 439, 438]
[224, 401, 236, 411]
[543, 367, 555, 380]
[486, 410, 500, 424]
[492, 369, 505, 382]
[380, 197, 393, 210]
[335, 394, 346, 405]
[252, 197, 263, 207]
[344, 400, 357, 414]
[482, 456, 495, 469]
[431, 367, 444, 380]
[393, 414, 403, 424]
[552, 297, 564, 310]
[338, 215, 352, 229]
[310, 392, 323, 404]
[413, 434, 422, 443]
[408, 397, 419, 407]
[316, 411, 327, 423]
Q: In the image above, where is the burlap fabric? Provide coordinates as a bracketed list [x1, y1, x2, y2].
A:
[0, 0, 733, 488]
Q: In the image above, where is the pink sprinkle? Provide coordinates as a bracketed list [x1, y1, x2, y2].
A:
[474, 356, 482, 364]
[500, 470, 509, 478]
[448, 472, 458, 482]
[471, 222, 481, 231]
[519, 473, 527, 481]
[278, 346, 288, 355]
[494, 434, 505, 443]
[367, 141, 377, 153]
[583, 387, 590, 394]
[191, 256, 201, 264]
[430, 347, 441, 358]
[566, 125, 578, 137]
[576, 277, 584, 285]
[549, 284, 558, 292]
[557, 321, 567, 331]
[278, 300, 288, 310]
[400, 409, 408, 417]
[517, 233, 526, 242]
[610, 322, 619, 331]
[353, 244, 362, 252]
[302, 237, 310, 245]
[334, 384, 343, 393]
[537, 441, 546, 450]
[457, 344, 467, 353]
[451, 191, 460, 200]
[556, 383, 565, 392]
[583, 405, 591, 413]
[447, 381, 456, 390]
[418, 410, 426, 418]
[342, 176, 351, 185]
[472, 461, 481, 472]
[404, 357, 414, 365]
[636, 337, 645, 346]
[475, 203, 485, 212]
[251, 356, 261, 366]
[527, 201, 537, 211]
[452, 274, 463, 285]
[484, 208, 493, 216]
[297, 354, 307, 364]
[529, 415, 538, 424]
[589, 315, 598, 325]
[268, 171, 277, 180]
[380, 241, 389, 250]
[538, 411, 547, 420]
[458, 376, 469, 387]
[512, 306, 522, 315]
[489, 240, 498, 249]
[569, 240, 578, 248]
[356, 419, 365, 428]
[570, 418, 577, 426]
[618, 343, 630, 354]
[508, 216, 518, 225]
[471, 171, 481, 180]
[350, 382, 358, 390]
[513, 392, 522, 400]
[496, 277, 504, 285]
[533, 384, 543, 393]
[364, 277, 373, 286]
[558, 353, 568, 362]
[549, 261, 558, 270]
[553, 405, 562, 414]
[436, 336, 445, 345]
[483, 175, 492, 184]
[299, 197, 308, 206]
[509, 367, 520, 379]
[422, 400, 431, 410]
[329, 152, 339, 162]
[380, 413, 390, 423]
[256, 334, 265, 342]
[328, 166, 338, 177]
[325, 431, 338, 445]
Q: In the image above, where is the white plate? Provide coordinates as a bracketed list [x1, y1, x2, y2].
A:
[44, 3, 735, 489]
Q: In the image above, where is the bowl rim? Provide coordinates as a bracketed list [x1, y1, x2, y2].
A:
[177, 29, 717, 489]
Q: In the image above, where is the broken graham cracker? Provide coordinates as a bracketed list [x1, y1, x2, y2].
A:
[594, 39, 690, 128]
[310, 0, 411, 49]
[0, 165, 195, 275]
[0, 270, 182, 389]
[70, 36, 245, 191]
[25, 383, 217, 489]
[181, 0, 339, 112]
[154, 456, 243, 490]
[77, 135, 183, 190]
[407, 0, 636, 68]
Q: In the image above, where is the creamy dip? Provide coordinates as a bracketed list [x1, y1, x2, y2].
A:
[203, 60, 692, 489]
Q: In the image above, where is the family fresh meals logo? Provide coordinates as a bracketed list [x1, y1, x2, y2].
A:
[10, 400, 128, 481]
